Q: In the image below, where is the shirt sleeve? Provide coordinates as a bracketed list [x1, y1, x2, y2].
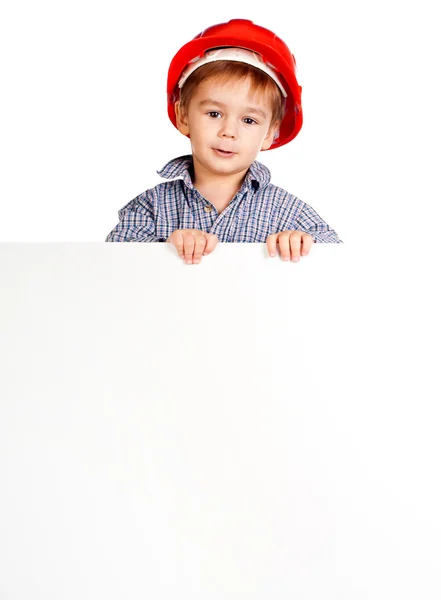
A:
[294, 203, 342, 243]
[277, 194, 342, 243]
[105, 192, 165, 243]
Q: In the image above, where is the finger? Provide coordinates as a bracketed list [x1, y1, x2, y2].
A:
[301, 234, 314, 256]
[278, 233, 292, 261]
[289, 232, 302, 262]
[170, 231, 185, 258]
[192, 234, 206, 264]
[183, 232, 196, 264]
[266, 233, 278, 257]
[203, 233, 219, 255]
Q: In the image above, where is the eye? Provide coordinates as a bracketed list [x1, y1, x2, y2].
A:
[207, 111, 221, 118]
[243, 117, 258, 125]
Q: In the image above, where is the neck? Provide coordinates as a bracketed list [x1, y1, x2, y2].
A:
[191, 158, 248, 196]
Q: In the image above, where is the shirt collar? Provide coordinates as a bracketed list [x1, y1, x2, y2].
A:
[156, 154, 271, 192]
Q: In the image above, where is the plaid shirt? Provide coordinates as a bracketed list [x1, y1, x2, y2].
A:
[106, 155, 341, 243]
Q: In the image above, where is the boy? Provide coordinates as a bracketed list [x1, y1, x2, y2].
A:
[106, 19, 341, 264]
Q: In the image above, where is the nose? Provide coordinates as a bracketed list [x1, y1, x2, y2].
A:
[219, 117, 237, 139]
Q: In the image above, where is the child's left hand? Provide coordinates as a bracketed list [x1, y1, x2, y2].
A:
[266, 231, 314, 262]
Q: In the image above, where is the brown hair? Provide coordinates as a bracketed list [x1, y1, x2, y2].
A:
[178, 60, 285, 131]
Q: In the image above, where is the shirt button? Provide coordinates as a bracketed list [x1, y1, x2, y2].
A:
[204, 205, 213, 213]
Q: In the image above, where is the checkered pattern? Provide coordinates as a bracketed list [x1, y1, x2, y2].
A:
[106, 155, 341, 243]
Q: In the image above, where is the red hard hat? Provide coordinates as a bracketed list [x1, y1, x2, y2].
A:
[167, 19, 303, 150]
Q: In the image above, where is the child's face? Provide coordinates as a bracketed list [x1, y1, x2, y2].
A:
[175, 76, 278, 181]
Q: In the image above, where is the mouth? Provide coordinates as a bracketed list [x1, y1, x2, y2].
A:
[214, 148, 236, 157]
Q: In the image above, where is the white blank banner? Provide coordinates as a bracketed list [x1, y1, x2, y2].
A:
[0, 243, 439, 599]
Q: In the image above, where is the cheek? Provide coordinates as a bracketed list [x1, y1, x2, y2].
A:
[252, 128, 270, 145]
[189, 116, 211, 133]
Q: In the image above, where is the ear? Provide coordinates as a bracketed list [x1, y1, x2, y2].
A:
[175, 101, 190, 136]
[261, 122, 280, 150]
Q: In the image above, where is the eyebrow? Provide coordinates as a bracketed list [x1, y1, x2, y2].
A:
[199, 99, 268, 119]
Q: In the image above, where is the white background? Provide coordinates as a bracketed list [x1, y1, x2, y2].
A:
[1, 2, 441, 598]
[0, 0, 440, 243]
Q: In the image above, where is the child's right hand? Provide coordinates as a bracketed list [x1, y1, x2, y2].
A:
[167, 229, 218, 264]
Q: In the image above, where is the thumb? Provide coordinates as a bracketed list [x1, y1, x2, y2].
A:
[203, 233, 219, 255]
